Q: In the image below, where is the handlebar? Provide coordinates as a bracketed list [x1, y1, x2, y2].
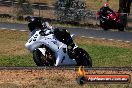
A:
[39, 30, 47, 36]
[39, 27, 53, 36]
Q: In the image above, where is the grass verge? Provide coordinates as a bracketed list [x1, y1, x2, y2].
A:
[0, 29, 132, 67]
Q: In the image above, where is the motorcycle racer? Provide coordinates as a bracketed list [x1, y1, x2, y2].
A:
[28, 17, 42, 37]
[98, 2, 114, 22]
[96, 3, 124, 31]
[27, 16, 75, 50]
[25, 17, 92, 66]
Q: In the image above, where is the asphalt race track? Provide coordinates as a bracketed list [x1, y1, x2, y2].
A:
[0, 22, 132, 42]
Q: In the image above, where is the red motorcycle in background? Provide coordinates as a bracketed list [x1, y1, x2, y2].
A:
[96, 11, 124, 31]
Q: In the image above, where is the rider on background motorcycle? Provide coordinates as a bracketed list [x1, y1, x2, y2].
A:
[98, 2, 114, 22]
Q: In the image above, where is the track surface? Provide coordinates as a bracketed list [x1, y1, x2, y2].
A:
[0, 22, 132, 42]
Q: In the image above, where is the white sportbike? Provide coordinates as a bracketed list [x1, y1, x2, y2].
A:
[25, 28, 92, 66]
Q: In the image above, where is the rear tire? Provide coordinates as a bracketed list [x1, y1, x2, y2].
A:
[74, 48, 92, 67]
[33, 48, 55, 66]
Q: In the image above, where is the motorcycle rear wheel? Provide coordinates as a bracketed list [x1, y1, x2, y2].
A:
[33, 47, 55, 66]
[74, 48, 92, 67]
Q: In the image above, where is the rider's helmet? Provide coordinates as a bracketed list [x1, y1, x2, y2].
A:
[103, 2, 109, 7]
[32, 17, 43, 28]
[42, 22, 49, 29]
[28, 16, 43, 31]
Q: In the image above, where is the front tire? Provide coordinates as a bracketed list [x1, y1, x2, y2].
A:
[33, 48, 55, 66]
[74, 48, 92, 67]
[118, 24, 124, 31]
[100, 20, 108, 31]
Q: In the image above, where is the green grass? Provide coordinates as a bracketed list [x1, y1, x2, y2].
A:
[79, 44, 132, 67]
[0, 30, 132, 67]
[0, 55, 36, 67]
[0, 44, 132, 67]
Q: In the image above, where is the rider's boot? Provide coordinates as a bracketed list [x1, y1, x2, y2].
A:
[67, 43, 76, 59]
[68, 43, 75, 51]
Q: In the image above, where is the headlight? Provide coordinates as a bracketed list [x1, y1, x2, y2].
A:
[114, 18, 116, 20]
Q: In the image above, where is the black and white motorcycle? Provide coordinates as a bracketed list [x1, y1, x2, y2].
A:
[25, 22, 92, 67]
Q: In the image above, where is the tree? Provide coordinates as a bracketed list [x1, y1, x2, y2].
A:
[17, 0, 33, 17]
[54, 0, 86, 22]
[118, 0, 131, 29]
[118, 0, 131, 14]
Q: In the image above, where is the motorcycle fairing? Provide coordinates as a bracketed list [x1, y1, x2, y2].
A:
[25, 30, 77, 66]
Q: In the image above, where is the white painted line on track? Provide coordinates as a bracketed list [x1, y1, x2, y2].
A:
[89, 37, 94, 39]
[1, 27, 28, 32]
[81, 36, 131, 43]
[20, 30, 28, 32]
[81, 36, 86, 37]
[81, 36, 94, 39]
[108, 39, 114, 41]
[10, 29, 17, 31]
[125, 41, 131, 43]
[101, 38, 106, 40]
[117, 40, 122, 42]
[1, 28, 7, 30]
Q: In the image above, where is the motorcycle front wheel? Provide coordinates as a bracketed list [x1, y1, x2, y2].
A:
[33, 47, 55, 66]
[100, 21, 108, 31]
[118, 24, 124, 31]
[74, 48, 92, 67]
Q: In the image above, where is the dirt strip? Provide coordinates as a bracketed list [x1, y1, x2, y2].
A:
[0, 69, 132, 88]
